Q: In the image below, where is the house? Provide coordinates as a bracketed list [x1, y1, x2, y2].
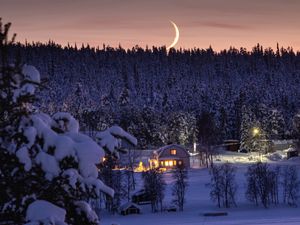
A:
[223, 140, 240, 152]
[120, 202, 141, 215]
[271, 140, 297, 152]
[285, 147, 299, 159]
[118, 149, 154, 168]
[152, 144, 190, 169]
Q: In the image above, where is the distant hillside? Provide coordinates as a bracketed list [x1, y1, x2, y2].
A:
[9, 43, 300, 148]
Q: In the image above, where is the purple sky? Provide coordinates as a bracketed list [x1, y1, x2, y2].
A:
[1, 0, 300, 51]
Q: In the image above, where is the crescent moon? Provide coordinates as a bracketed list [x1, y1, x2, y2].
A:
[167, 21, 180, 50]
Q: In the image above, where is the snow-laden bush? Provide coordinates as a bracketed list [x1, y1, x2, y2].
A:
[0, 21, 136, 225]
[25, 200, 67, 225]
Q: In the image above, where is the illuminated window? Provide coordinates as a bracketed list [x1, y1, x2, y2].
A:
[161, 161, 164, 166]
[169, 161, 173, 166]
[174, 160, 177, 166]
[165, 161, 169, 166]
[178, 161, 182, 165]
[170, 149, 177, 155]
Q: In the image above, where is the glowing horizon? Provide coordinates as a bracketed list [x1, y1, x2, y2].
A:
[1, 0, 300, 52]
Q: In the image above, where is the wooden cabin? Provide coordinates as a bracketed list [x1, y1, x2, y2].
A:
[120, 202, 141, 215]
[223, 140, 240, 152]
[285, 147, 299, 159]
[152, 144, 190, 169]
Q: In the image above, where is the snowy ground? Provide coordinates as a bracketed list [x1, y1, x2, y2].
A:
[102, 151, 300, 225]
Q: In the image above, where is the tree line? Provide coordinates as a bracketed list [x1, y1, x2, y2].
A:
[7, 41, 300, 148]
[210, 162, 300, 208]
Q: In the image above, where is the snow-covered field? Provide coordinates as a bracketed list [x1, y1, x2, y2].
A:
[102, 152, 300, 225]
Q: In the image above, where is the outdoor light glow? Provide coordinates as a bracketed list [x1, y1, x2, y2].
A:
[252, 128, 260, 136]
[149, 159, 159, 168]
[134, 161, 146, 172]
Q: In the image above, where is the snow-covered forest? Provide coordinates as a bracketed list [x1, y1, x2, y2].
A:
[1, 13, 300, 225]
[8, 43, 300, 148]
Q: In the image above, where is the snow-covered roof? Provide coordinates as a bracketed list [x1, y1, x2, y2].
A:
[272, 139, 296, 145]
[132, 189, 146, 196]
[157, 144, 185, 153]
[119, 149, 155, 165]
[156, 144, 189, 157]
[120, 202, 141, 211]
[284, 147, 297, 153]
[128, 149, 154, 157]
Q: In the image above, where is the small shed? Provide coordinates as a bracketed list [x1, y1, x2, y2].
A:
[285, 147, 299, 159]
[271, 140, 297, 152]
[120, 202, 141, 215]
[223, 140, 240, 152]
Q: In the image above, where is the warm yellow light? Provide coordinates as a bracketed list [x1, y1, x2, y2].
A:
[134, 161, 146, 172]
[253, 127, 260, 136]
[149, 159, 159, 168]
[160, 167, 167, 172]
[165, 161, 169, 166]
[170, 149, 177, 155]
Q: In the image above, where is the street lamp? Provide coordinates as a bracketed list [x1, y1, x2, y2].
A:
[252, 127, 260, 137]
[252, 127, 262, 161]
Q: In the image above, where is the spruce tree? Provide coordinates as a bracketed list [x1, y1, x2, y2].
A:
[0, 20, 138, 225]
[172, 165, 188, 211]
[0, 18, 36, 223]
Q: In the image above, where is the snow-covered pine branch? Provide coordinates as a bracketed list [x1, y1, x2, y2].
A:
[0, 21, 137, 225]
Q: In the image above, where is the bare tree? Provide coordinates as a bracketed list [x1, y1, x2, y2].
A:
[245, 162, 280, 208]
[209, 163, 237, 208]
[245, 164, 259, 206]
[124, 169, 135, 201]
[196, 111, 219, 168]
[222, 163, 238, 208]
[142, 168, 166, 212]
[282, 165, 300, 207]
[172, 165, 188, 211]
[269, 166, 280, 205]
[209, 165, 223, 207]
[197, 146, 214, 168]
[123, 149, 137, 201]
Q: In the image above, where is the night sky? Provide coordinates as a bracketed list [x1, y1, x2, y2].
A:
[1, 0, 300, 51]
